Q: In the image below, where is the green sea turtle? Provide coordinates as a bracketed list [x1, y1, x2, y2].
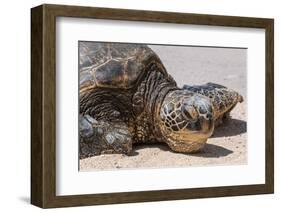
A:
[79, 42, 243, 158]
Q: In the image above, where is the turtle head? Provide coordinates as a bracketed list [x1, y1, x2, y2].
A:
[158, 90, 215, 152]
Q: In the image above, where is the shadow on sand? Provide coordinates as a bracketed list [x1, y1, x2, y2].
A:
[133, 142, 233, 158]
[192, 143, 233, 158]
[212, 118, 247, 138]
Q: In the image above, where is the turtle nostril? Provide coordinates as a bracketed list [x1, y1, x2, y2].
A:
[206, 113, 212, 120]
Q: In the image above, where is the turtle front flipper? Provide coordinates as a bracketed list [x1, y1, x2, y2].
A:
[79, 114, 133, 159]
[183, 82, 243, 126]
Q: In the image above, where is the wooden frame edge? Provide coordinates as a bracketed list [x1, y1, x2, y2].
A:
[265, 19, 274, 194]
[31, 5, 44, 207]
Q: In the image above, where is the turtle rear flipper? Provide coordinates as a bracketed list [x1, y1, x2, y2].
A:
[183, 82, 243, 125]
[79, 114, 133, 159]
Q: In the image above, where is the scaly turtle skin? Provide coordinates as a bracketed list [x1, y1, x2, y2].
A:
[183, 83, 243, 126]
[79, 42, 243, 158]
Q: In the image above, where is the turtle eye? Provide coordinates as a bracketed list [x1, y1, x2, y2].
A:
[198, 105, 207, 114]
[182, 107, 192, 120]
[182, 105, 198, 121]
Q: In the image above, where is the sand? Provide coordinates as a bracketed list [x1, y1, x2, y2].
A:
[80, 45, 247, 171]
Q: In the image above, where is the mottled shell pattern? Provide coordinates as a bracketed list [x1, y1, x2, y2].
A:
[79, 42, 157, 94]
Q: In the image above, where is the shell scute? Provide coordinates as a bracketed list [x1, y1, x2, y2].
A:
[95, 60, 124, 87]
[79, 42, 161, 91]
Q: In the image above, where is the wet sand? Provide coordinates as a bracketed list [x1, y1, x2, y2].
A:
[80, 45, 247, 171]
